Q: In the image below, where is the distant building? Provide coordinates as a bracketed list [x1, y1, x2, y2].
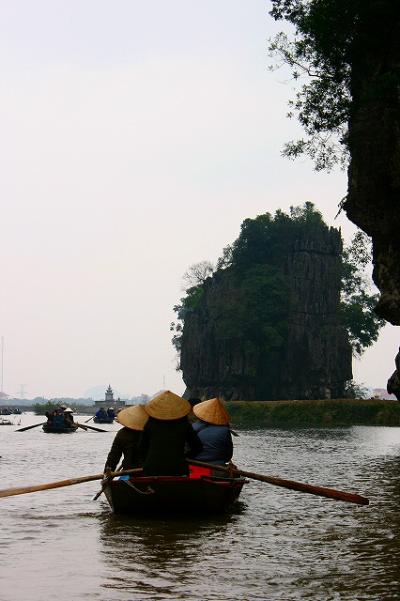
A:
[94, 385, 126, 408]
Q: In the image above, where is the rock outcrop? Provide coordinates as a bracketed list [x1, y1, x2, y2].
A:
[180, 226, 352, 400]
[344, 2, 400, 325]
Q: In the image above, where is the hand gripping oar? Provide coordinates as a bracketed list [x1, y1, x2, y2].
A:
[15, 422, 47, 432]
[0, 467, 143, 499]
[188, 460, 369, 506]
[92, 467, 117, 501]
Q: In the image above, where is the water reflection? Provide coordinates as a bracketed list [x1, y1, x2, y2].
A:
[2, 423, 400, 600]
[97, 508, 246, 600]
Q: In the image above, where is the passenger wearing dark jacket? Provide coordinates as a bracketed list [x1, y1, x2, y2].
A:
[192, 397, 233, 465]
[140, 390, 203, 476]
[104, 405, 148, 472]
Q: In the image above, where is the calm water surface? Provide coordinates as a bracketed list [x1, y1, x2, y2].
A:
[1, 413, 400, 600]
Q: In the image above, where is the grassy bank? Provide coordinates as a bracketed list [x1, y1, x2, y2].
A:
[226, 398, 400, 428]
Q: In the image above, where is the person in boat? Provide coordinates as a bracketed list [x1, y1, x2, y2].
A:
[191, 397, 233, 465]
[140, 390, 203, 476]
[63, 408, 75, 426]
[107, 407, 115, 420]
[104, 405, 149, 472]
[45, 409, 54, 424]
[47, 406, 66, 428]
[95, 407, 108, 420]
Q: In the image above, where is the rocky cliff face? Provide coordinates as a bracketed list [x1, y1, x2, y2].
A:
[180, 226, 352, 401]
[344, 3, 400, 325]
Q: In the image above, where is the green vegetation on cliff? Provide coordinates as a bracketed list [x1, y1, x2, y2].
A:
[172, 203, 384, 399]
[174, 204, 382, 358]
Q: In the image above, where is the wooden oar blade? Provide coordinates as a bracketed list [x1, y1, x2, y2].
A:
[0, 467, 143, 499]
[0, 474, 103, 498]
[76, 422, 107, 433]
[239, 469, 369, 506]
[188, 460, 369, 506]
[15, 422, 46, 432]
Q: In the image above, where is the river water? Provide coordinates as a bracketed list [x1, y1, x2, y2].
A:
[1, 413, 400, 600]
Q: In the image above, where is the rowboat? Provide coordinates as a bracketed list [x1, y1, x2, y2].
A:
[42, 423, 78, 433]
[103, 464, 246, 515]
[93, 416, 114, 424]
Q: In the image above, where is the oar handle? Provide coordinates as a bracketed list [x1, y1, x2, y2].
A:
[188, 460, 369, 506]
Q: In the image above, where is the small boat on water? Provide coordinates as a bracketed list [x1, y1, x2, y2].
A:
[0, 417, 13, 426]
[42, 423, 78, 433]
[103, 464, 246, 515]
[93, 416, 114, 424]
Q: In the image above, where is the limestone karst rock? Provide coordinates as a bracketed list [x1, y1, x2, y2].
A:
[180, 225, 352, 401]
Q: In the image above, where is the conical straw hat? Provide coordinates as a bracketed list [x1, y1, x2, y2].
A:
[145, 390, 191, 420]
[193, 397, 230, 426]
[117, 404, 149, 431]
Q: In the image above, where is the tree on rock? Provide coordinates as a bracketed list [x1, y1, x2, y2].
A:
[269, 0, 400, 325]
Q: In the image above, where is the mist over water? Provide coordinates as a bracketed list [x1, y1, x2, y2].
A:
[1, 414, 400, 600]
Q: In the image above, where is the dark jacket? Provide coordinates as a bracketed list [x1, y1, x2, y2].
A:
[139, 416, 203, 476]
[192, 421, 233, 464]
[104, 427, 142, 471]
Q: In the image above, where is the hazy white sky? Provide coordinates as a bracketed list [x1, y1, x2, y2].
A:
[1, 0, 398, 399]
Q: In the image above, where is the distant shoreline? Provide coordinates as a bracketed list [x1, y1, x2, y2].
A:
[226, 398, 400, 428]
[3, 397, 400, 428]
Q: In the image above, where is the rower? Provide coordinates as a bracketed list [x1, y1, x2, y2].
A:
[140, 390, 202, 476]
[63, 408, 75, 426]
[104, 405, 148, 473]
[191, 397, 234, 465]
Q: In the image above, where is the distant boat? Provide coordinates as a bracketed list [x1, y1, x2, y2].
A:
[0, 417, 13, 426]
[93, 415, 114, 424]
[42, 423, 78, 434]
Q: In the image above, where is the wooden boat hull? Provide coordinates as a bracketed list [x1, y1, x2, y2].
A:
[42, 423, 78, 433]
[104, 466, 246, 515]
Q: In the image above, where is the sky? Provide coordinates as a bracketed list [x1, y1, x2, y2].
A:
[1, 0, 398, 399]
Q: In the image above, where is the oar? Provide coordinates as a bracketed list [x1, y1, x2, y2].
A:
[0, 467, 143, 499]
[189, 460, 369, 506]
[76, 422, 107, 433]
[92, 467, 116, 501]
[84, 416, 94, 423]
[15, 422, 47, 432]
